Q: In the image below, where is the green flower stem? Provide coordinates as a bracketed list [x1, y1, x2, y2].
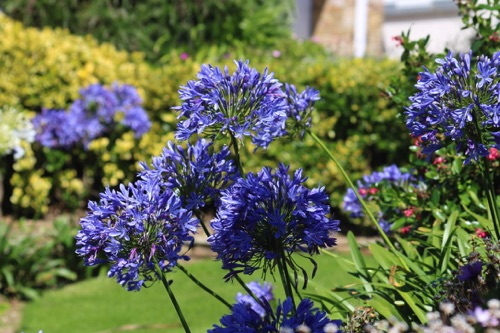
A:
[233, 273, 273, 317]
[177, 264, 232, 309]
[230, 134, 245, 176]
[189, 214, 269, 313]
[307, 131, 396, 249]
[277, 253, 296, 312]
[307, 131, 411, 270]
[195, 212, 212, 238]
[472, 110, 500, 239]
[481, 157, 500, 239]
[153, 261, 192, 333]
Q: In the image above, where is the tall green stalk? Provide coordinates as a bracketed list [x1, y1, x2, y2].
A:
[307, 131, 396, 249]
[153, 261, 192, 333]
[277, 253, 296, 312]
[481, 157, 500, 239]
[307, 131, 411, 272]
[472, 110, 500, 239]
[177, 264, 232, 309]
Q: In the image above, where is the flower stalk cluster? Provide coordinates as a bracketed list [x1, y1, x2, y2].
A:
[74, 60, 344, 331]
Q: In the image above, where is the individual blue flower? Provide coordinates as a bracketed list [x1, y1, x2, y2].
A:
[284, 83, 320, 138]
[236, 281, 274, 317]
[70, 83, 118, 124]
[173, 60, 288, 149]
[208, 163, 340, 278]
[70, 83, 151, 144]
[138, 139, 240, 214]
[75, 177, 198, 291]
[209, 297, 341, 333]
[405, 51, 500, 164]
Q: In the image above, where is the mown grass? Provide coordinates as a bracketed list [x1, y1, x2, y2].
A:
[19, 250, 367, 333]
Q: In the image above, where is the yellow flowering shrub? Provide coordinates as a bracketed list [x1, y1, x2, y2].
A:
[0, 14, 404, 218]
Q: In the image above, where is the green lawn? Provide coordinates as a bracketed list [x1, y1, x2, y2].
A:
[19, 251, 364, 333]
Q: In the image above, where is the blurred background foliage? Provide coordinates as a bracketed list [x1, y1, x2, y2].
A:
[0, 1, 414, 299]
[0, 13, 407, 223]
[1, 0, 295, 64]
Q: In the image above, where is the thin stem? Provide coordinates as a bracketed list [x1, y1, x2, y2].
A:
[195, 212, 211, 238]
[277, 254, 296, 312]
[153, 261, 192, 333]
[482, 157, 500, 239]
[232, 273, 276, 319]
[177, 264, 232, 309]
[307, 131, 397, 251]
[229, 133, 245, 176]
[471, 108, 500, 239]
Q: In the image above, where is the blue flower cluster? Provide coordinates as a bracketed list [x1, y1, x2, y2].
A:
[76, 139, 241, 290]
[209, 297, 341, 333]
[342, 165, 414, 227]
[285, 83, 320, 138]
[173, 60, 319, 149]
[139, 139, 240, 214]
[32, 83, 151, 149]
[75, 59, 343, 329]
[209, 163, 340, 278]
[405, 51, 500, 163]
[75, 177, 198, 291]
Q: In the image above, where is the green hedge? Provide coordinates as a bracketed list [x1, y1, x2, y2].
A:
[2, 0, 295, 63]
[0, 14, 408, 220]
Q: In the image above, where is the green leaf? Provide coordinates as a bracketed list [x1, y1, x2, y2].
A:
[347, 231, 373, 293]
[370, 294, 404, 321]
[439, 211, 458, 273]
[396, 290, 428, 323]
[462, 203, 493, 231]
[368, 243, 399, 270]
[395, 236, 419, 260]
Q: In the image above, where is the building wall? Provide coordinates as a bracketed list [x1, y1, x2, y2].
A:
[305, 0, 474, 58]
[311, 0, 384, 57]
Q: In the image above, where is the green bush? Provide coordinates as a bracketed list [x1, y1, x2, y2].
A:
[2, 0, 295, 63]
[0, 216, 88, 300]
[0, 14, 404, 221]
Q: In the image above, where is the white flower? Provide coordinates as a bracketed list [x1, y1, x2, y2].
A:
[0, 106, 35, 160]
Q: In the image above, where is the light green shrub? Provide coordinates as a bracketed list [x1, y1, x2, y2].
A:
[0, 14, 404, 220]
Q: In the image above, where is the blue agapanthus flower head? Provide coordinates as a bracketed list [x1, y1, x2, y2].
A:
[208, 163, 340, 279]
[342, 164, 416, 228]
[405, 51, 500, 164]
[236, 281, 274, 317]
[70, 83, 118, 124]
[139, 139, 240, 214]
[173, 60, 289, 149]
[209, 297, 341, 333]
[33, 83, 150, 150]
[75, 177, 198, 291]
[284, 83, 320, 138]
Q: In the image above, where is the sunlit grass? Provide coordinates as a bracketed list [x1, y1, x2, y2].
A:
[20, 250, 367, 333]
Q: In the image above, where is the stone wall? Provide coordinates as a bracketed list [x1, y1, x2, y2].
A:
[311, 0, 384, 57]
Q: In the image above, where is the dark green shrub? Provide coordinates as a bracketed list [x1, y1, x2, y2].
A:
[0, 216, 90, 300]
[2, 0, 295, 63]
